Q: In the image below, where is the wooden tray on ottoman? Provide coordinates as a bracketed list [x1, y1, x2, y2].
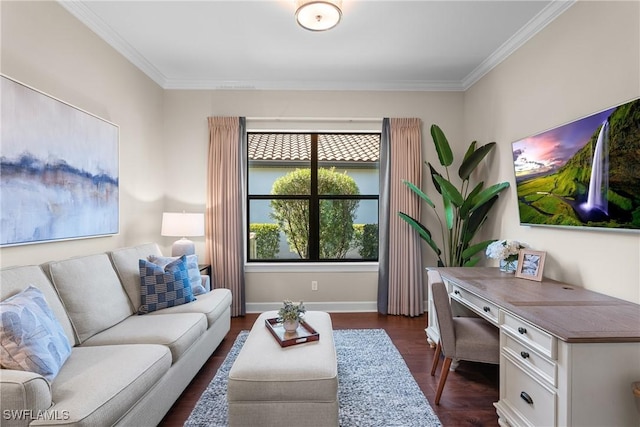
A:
[265, 318, 320, 347]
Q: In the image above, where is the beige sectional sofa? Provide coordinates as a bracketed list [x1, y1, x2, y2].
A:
[0, 243, 232, 427]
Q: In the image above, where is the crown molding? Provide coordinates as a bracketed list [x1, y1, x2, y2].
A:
[163, 78, 465, 92]
[58, 0, 168, 88]
[462, 0, 576, 90]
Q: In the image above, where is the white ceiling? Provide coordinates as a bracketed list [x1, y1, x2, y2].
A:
[59, 0, 575, 91]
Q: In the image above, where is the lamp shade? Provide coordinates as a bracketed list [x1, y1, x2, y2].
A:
[296, 0, 342, 31]
[161, 212, 204, 237]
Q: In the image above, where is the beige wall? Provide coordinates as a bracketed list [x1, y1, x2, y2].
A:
[2, 1, 638, 309]
[162, 90, 464, 310]
[0, 1, 165, 266]
[464, 0, 640, 303]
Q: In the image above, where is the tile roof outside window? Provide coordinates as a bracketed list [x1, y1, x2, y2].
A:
[248, 133, 379, 163]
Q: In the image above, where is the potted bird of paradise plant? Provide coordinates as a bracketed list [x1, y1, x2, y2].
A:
[398, 124, 510, 267]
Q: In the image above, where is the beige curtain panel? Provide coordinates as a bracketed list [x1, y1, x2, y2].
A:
[206, 116, 245, 317]
[388, 118, 423, 316]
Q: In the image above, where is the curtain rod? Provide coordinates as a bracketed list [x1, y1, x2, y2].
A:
[246, 117, 382, 123]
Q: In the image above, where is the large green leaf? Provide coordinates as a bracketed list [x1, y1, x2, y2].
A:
[442, 196, 455, 230]
[459, 142, 497, 181]
[397, 212, 442, 259]
[402, 180, 435, 208]
[463, 257, 481, 267]
[469, 182, 510, 213]
[434, 175, 464, 207]
[462, 140, 477, 166]
[460, 181, 485, 219]
[464, 195, 499, 242]
[430, 124, 453, 167]
[428, 163, 444, 195]
[461, 240, 493, 260]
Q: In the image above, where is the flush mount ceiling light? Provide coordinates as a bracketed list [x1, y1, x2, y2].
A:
[295, 0, 342, 32]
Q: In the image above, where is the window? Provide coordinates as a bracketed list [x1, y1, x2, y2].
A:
[247, 132, 380, 262]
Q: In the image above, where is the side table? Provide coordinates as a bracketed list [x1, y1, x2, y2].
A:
[198, 264, 212, 288]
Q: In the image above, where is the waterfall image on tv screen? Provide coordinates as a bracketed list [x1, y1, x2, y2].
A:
[512, 98, 640, 231]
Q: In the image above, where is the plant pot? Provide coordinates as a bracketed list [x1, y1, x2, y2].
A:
[283, 319, 299, 333]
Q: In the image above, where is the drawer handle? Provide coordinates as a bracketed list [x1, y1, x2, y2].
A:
[518, 327, 527, 335]
[520, 351, 530, 359]
[520, 391, 534, 405]
[454, 290, 460, 295]
[483, 306, 491, 312]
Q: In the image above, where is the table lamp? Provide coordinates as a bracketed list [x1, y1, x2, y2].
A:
[161, 212, 205, 256]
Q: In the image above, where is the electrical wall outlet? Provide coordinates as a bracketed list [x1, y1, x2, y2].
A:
[311, 280, 318, 291]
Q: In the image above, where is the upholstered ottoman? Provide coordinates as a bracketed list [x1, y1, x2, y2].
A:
[227, 311, 338, 427]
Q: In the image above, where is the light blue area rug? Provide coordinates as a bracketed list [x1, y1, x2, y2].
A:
[185, 329, 442, 427]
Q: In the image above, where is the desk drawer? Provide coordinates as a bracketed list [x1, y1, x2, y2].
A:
[502, 311, 556, 359]
[502, 355, 557, 427]
[503, 334, 556, 387]
[450, 284, 499, 325]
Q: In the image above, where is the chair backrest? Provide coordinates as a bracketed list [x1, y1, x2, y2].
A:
[432, 281, 456, 357]
[427, 270, 442, 288]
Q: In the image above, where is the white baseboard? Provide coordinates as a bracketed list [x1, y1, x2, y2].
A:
[246, 301, 378, 313]
[246, 300, 430, 314]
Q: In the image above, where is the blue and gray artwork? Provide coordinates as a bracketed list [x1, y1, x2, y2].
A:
[1, 77, 119, 246]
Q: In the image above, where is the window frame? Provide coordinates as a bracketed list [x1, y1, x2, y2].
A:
[246, 131, 380, 263]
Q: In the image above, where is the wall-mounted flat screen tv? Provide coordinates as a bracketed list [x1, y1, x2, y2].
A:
[512, 98, 640, 232]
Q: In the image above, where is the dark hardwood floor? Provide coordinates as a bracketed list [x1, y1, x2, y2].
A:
[159, 313, 499, 427]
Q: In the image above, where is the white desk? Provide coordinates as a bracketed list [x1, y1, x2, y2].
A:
[428, 267, 640, 427]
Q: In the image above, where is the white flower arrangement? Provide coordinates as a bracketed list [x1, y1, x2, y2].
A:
[486, 240, 529, 262]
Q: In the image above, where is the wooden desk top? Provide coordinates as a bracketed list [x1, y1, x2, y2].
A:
[431, 267, 640, 343]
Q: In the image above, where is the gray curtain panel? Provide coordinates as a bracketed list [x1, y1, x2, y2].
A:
[377, 118, 391, 314]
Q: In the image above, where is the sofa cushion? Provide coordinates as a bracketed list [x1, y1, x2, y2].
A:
[48, 344, 171, 426]
[138, 256, 196, 314]
[149, 288, 232, 329]
[45, 254, 133, 344]
[0, 265, 75, 345]
[0, 286, 72, 382]
[80, 313, 206, 363]
[148, 254, 207, 295]
[109, 243, 164, 309]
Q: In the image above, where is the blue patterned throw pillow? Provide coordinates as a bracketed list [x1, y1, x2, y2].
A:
[138, 255, 196, 314]
[147, 254, 208, 295]
[0, 286, 72, 382]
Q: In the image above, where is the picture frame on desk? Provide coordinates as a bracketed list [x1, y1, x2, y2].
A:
[515, 249, 546, 281]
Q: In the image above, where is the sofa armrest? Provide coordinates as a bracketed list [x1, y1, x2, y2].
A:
[0, 370, 52, 427]
[201, 275, 211, 292]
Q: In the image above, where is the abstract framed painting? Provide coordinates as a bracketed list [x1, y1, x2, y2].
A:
[1, 75, 119, 246]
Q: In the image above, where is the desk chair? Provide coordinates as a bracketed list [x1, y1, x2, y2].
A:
[430, 280, 500, 405]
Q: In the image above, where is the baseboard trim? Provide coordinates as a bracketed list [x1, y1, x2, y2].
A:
[247, 301, 378, 313]
[247, 301, 430, 314]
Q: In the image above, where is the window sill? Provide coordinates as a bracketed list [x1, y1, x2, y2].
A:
[244, 262, 379, 273]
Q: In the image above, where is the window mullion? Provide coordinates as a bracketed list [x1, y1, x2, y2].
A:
[309, 134, 319, 260]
